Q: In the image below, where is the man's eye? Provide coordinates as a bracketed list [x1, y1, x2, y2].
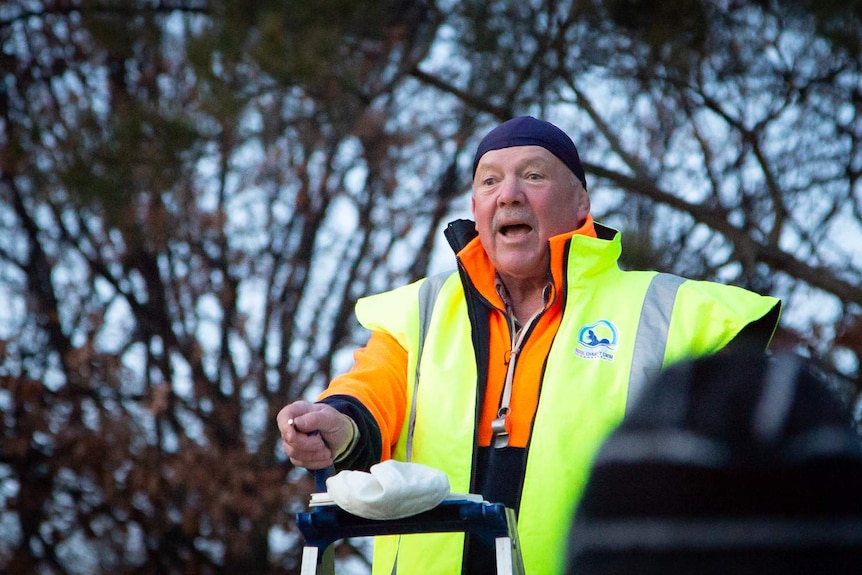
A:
[483, 178, 496, 186]
[527, 173, 542, 180]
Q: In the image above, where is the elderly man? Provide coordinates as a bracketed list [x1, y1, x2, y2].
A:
[277, 116, 781, 575]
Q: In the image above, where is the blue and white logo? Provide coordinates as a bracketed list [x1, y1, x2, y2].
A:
[575, 320, 618, 362]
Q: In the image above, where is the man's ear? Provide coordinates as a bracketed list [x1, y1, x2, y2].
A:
[578, 189, 591, 221]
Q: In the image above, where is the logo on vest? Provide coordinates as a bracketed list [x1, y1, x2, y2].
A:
[575, 320, 618, 362]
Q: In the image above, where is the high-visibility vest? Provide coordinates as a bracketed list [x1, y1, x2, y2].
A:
[356, 230, 780, 575]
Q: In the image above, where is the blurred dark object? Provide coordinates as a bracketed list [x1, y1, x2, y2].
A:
[567, 351, 862, 575]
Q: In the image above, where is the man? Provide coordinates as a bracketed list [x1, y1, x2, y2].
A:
[278, 116, 781, 574]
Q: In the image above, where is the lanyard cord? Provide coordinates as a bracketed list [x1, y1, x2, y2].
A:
[491, 282, 550, 449]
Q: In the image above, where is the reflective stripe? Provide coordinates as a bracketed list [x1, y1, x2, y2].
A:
[406, 271, 455, 461]
[386, 272, 456, 575]
[627, 273, 685, 413]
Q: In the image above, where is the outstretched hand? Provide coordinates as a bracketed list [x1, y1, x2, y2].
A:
[277, 401, 355, 469]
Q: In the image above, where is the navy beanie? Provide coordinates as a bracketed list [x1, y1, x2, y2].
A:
[472, 116, 587, 190]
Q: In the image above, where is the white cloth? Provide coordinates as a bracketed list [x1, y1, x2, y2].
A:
[325, 460, 450, 520]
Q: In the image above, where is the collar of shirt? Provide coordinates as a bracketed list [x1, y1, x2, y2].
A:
[457, 214, 598, 311]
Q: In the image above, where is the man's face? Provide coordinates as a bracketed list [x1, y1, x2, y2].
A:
[472, 145, 589, 283]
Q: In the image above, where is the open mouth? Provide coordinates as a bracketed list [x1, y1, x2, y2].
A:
[500, 223, 533, 237]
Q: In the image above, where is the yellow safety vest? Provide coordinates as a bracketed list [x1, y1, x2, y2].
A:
[356, 230, 780, 575]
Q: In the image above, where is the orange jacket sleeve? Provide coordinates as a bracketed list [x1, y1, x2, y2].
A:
[318, 330, 408, 461]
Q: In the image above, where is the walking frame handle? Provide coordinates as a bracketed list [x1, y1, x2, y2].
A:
[314, 465, 335, 492]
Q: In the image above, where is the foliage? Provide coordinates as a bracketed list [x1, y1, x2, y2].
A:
[0, 0, 860, 572]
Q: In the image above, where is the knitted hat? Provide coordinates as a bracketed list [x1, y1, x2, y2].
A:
[472, 116, 587, 190]
[566, 351, 862, 575]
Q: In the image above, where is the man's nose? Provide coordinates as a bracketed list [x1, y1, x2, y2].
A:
[496, 177, 524, 205]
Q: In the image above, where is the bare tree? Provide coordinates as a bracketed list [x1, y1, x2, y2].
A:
[1, 0, 860, 573]
[413, 0, 862, 401]
[0, 1, 461, 572]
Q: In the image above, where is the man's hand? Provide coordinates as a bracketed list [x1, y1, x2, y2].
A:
[277, 401, 355, 470]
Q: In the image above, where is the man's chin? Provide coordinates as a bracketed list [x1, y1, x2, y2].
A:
[491, 252, 546, 281]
